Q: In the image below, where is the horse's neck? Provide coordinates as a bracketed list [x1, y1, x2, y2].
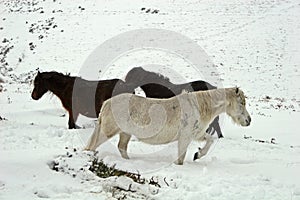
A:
[212, 101, 227, 117]
[196, 89, 228, 121]
[212, 89, 228, 114]
[46, 77, 73, 98]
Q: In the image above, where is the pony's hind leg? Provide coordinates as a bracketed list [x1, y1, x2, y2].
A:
[193, 133, 214, 161]
[118, 133, 131, 159]
[175, 135, 192, 165]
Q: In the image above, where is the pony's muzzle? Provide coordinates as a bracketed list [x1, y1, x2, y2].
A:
[245, 116, 251, 126]
[31, 91, 38, 100]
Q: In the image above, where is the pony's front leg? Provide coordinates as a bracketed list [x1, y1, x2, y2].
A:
[175, 135, 192, 165]
[193, 133, 214, 161]
[68, 110, 79, 129]
[118, 132, 131, 159]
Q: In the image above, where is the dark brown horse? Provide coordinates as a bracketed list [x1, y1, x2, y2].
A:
[125, 67, 223, 138]
[31, 71, 130, 129]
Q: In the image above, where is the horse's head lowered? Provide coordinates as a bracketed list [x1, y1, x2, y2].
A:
[31, 71, 48, 100]
[125, 67, 171, 87]
[226, 87, 251, 126]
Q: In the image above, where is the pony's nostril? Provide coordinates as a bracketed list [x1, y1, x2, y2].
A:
[32, 91, 38, 100]
[245, 117, 251, 126]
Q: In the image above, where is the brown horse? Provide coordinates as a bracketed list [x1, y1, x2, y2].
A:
[31, 71, 130, 129]
[125, 67, 223, 138]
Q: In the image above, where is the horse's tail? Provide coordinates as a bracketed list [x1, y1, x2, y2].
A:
[85, 108, 105, 151]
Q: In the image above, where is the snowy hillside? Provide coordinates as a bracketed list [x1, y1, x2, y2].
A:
[1, 0, 300, 199]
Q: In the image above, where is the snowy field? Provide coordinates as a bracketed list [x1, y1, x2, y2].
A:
[1, 0, 300, 199]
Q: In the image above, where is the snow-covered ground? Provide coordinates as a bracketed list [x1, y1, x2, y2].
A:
[1, 0, 300, 199]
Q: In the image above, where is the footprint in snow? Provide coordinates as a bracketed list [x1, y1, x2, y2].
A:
[0, 181, 5, 189]
[230, 158, 256, 164]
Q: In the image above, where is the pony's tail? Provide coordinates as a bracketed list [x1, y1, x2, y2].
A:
[84, 118, 102, 151]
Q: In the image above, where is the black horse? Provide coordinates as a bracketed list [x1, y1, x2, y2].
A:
[125, 67, 223, 138]
[31, 71, 130, 129]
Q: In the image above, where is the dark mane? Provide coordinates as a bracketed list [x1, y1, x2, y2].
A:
[38, 71, 74, 79]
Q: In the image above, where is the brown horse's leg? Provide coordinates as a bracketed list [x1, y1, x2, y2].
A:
[68, 110, 79, 129]
[212, 116, 223, 138]
[118, 133, 131, 159]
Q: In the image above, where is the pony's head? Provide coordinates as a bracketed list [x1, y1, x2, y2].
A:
[226, 87, 251, 126]
[31, 71, 48, 100]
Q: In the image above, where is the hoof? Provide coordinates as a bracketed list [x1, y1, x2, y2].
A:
[83, 147, 94, 151]
[68, 124, 81, 129]
[75, 125, 81, 129]
[174, 160, 183, 165]
[121, 155, 130, 160]
[193, 152, 199, 161]
[193, 147, 202, 161]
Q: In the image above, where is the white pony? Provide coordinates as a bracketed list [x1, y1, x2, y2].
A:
[85, 87, 251, 165]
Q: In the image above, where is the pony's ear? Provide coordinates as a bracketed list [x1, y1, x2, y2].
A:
[235, 87, 239, 94]
[181, 89, 188, 94]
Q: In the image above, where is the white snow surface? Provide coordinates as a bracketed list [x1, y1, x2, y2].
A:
[1, 0, 300, 199]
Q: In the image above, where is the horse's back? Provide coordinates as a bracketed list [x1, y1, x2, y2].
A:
[190, 80, 216, 90]
[141, 83, 175, 98]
